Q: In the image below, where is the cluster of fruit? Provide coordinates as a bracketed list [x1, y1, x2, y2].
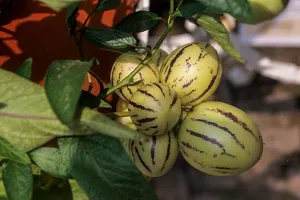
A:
[110, 42, 264, 177]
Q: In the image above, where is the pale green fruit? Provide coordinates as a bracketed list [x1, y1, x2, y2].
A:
[128, 83, 182, 136]
[150, 49, 168, 70]
[244, 0, 289, 24]
[116, 98, 137, 131]
[160, 42, 222, 107]
[131, 131, 178, 177]
[178, 101, 263, 176]
[110, 52, 160, 101]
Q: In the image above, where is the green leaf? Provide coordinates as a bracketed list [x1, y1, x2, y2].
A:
[0, 170, 8, 200]
[194, 14, 245, 63]
[30, 147, 71, 179]
[69, 179, 88, 200]
[0, 68, 149, 152]
[115, 11, 160, 33]
[78, 91, 100, 109]
[0, 137, 31, 165]
[99, 100, 112, 108]
[16, 58, 32, 80]
[83, 28, 136, 53]
[96, 0, 121, 12]
[66, 1, 81, 36]
[38, 0, 82, 12]
[193, 0, 254, 23]
[44, 59, 94, 125]
[2, 161, 33, 200]
[58, 136, 158, 200]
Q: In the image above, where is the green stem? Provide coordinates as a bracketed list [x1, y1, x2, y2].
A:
[106, 0, 178, 96]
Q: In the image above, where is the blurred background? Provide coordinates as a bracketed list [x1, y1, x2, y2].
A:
[144, 0, 300, 199]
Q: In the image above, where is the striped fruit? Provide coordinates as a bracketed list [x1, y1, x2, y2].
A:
[178, 101, 263, 176]
[128, 83, 182, 136]
[116, 98, 137, 131]
[150, 49, 168, 70]
[131, 131, 178, 177]
[160, 42, 222, 107]
[110, 52, 160, 101]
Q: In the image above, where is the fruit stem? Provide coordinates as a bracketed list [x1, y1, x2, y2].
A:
[106, 0, 179, 96]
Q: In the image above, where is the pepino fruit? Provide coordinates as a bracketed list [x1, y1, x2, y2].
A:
[131, 131, 178, 177]
[116, 98, 137, 131]
[110, 52, 160, 101]
[160, 42, 222, 107]
[150, 49, 168, 70]
[178, 101, 263, 176]
[128, 83, 181, 136]
[241, 0, 289, 24]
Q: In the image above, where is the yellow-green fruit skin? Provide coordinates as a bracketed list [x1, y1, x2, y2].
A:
[160, 42, 222, 107]
[178, 101, 263, 176]
[110, 52, 160, 101]
[150, 49, 168, 71]
[246, 0, 289, 24]
[116, 98, 137, 131]
[131, 131, 178, 177]
[128, 83, 181, 136]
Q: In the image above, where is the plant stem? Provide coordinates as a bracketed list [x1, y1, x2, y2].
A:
[74, 35, 85, 60]
[106, 0, 177, 96]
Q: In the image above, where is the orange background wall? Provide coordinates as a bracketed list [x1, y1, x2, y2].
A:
[0, 0, 138, 96]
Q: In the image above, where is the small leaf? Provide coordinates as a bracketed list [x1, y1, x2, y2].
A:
[96, 0, 121, 12]
[58, 136, 158, 200]
[66, 1, 81, 36]
[69, 179, 89, 200]
[30, 147, 71, 179]
[0, 137, 31, 165]
[99, 100, 112, 108]
[193, 0, 254, 23]
[2, 161, 33, 200]
[83, 28, 136, 53]
[44, 59, 95, 125]
[115, 11, 160, 33]
[0, 68, 148, 152]
[16, 58, 32, 80]
[194, 14, 245, 63]
[175, 1, 207, 18]
[38, 0, 82, 12]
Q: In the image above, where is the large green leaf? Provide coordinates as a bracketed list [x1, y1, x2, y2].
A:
[2, 161, 33, 200]
[0, 137, 30, 165]
[193, 0, 254, 23]
[194, 14, 245, 63]
[30, 147, 71, 179]
[38, 0, 82, 12]
[0, 68, 148, 152]
[115, 11, 160, 33]
[83, 28, 136, 52]
[96, 0, 121, 12]
[58, 136, 158, 200]
[66, 2, 81, 36]
[69, 179, 89, 200]
[15, 58, 32, 80]
[44, 59, 94, 125]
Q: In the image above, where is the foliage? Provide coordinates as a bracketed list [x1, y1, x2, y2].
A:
[0, 0, 257, 199]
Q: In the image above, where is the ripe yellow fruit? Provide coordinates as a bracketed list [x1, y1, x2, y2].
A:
[178, 101, 263, 176]
[160, 42, 222, 107]
[110, 52, 160, 101]
[150, 49, 168, 70]
[131, 131, 178, 177]
[128, 83, 182, 136]
[116, 98, 137, 131]
[243, 0, 289, 24]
